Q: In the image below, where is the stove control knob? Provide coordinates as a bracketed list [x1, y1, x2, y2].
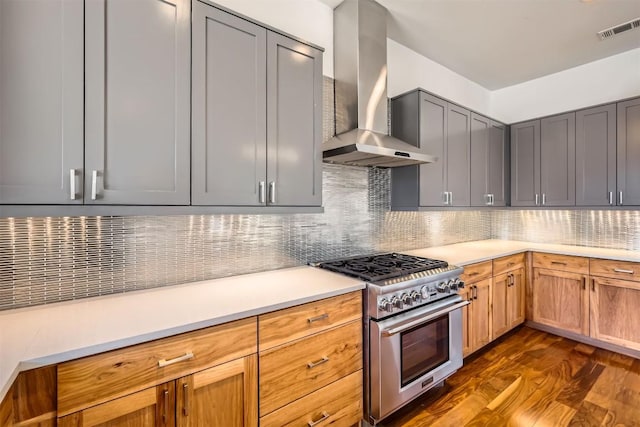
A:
[401, 293, 412, 306]
[420, 286, 430, 300]
[448, 279, 458, 291]
[437, 282, 449, 293]
[391, 296, 403, 310]
[455, 279, 465, 289]
[410, 291, 421, 302]
[379, 298, 393, 312]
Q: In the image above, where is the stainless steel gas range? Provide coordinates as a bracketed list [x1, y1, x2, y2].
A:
[315, 253, 469, 425]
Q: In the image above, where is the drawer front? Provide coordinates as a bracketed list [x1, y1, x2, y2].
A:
[590, 258, 640, 282]
[260, 370, 362, 427]
[461, 261, 492, 284]
[58, 317, 257, 416]
[259, 291, 362, 351]
[493, 252, 526, 276]
[532, 252, 589, 274]
[259, 320, 362, 415]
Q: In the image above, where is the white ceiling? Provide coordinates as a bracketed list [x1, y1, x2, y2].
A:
[319, 0, 640, 90]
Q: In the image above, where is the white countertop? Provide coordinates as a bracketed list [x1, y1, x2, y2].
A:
[2, 239, 639, 403]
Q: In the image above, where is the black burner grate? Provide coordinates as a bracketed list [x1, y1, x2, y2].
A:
[316, 253, 448, 282]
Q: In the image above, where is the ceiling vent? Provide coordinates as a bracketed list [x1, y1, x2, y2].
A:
[598, 18, 640, 40]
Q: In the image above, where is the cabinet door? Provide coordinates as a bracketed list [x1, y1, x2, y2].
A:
[84, 0, 190, 205]
[590, 277, 640, 351]
[58, 383, 175, 427]
[532, 268, 588, 335]
[470, 113, 491, 206]
[576, 104, 616, 206]
[176, 355, 257, 427]
[266, 33, 322, 207]
[617, 97, 640, 206]
[0, 0, 83, 204]
[540, 112, 576, 206]
[470, 278, 492, 352]
[191, 2, 267, 206]
[508, 267, 526, 329]
[511, 120, 540, 206]
[446, 104, 471, 206]
[488, 121, 508, 207]
[458, 288, 473, 357]
[418, 93, 448, 206]
[492, 273, 510, 339]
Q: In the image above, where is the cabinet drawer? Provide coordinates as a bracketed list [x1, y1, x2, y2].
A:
[259, 320, 362, 415]
[259, 291, 362, 351]
[532, 252, 588, 274]
[590, 258, 640, 282]
[58, 317, 257, 416]
[493, 253, 526, 276]
[461, 261, 492, 283]
[260, 370, 362, 427]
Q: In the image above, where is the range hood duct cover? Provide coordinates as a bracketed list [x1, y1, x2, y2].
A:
[323, 0, 437, 168]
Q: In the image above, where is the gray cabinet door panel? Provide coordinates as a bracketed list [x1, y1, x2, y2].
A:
[511, 120, 540, 206]
[0, 0, 84, 204]
[470, 113, 490, 206]
[191, 2, 267, 206]
[446, 104, 471, 206]
[617, 97, 640, 206]
[84, 0, 190, 205]
[418, 94, 448, 206]
[266, 32, 322, 206]
[540, 113, 575, 206]
[489, 121, 508, 206]
[576, 104, 616, 206]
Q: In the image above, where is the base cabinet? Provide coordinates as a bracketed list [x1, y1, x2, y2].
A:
[492, 267, 525, 339]
[459, 261, 493, 357]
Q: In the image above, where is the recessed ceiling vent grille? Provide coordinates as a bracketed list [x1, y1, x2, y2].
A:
[598, 18, 640, 40]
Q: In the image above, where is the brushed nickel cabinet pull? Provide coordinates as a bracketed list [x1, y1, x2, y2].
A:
[443, 192, 448, 205]
[542, 193, 546, 205]
[308, 411, 330, 427]
[535, 194, 539, 205]
[608, 191, 614, 205]
[307, 356, 329, 369]
[307, 313, 329, 323]
[619, 191, 623, 205]
[91, 170, 98, 200]
[163, 389, 169, 423]
[182, 383, 189, 416]
[158, 352, 194, 367]
[259, 181, 266, 204]
[70, 169, 76, 200]
[269, 181, 276, 204]
[449, 192, 453, 205]
[613, 268, 634, 274]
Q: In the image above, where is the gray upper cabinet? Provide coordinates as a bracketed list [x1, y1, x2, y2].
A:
[0, 0, 84, 204]
[576, 104, 616, 206]
[617, 97, 640, 206]
[511, 120, 540, 206]
[391, 90, 475, 209]
[540, 112, 575, 206]
[192, 2, 322, 208]
[266, 32, 323, 207]
[191, 2, 267, 206]
[471, 114, 507, 207]
[84, 0, 191, 205]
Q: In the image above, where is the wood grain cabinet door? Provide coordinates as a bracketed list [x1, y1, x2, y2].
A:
[458, 287, 473, 357]
[176, 355, 258, 427]
[590, 277, 640, 352]
[508, 268, 526, 330]
[58, 383, 175, 427]
[492, 272, 510, 340]
[532, 268, 589, 335]
[470, 278, 492, 352]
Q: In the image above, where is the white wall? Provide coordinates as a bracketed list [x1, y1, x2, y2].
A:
[387, 39, 493, 117]
[491, 48, 640, 123]
[211, 0, 334, 77]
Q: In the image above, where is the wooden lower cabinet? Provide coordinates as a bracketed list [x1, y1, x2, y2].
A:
[492, 267, 525, 339]
[58, 355, 257, 427]
[460, 278, 492, 357]
[590, 276, 640, 351]
[532, 268, 589, 335]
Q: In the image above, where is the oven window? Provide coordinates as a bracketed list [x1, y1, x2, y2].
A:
[400, 314, 449, 387]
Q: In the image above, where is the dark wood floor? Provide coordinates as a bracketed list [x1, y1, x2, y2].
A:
[381, 326, 640, 427]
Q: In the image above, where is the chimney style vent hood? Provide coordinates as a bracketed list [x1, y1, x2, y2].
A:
[323, 0, 437, 168]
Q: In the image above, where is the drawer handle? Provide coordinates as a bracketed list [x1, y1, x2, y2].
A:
[307, 313, 329, 323]
[307, 356, 329, 369]
[158, 352, 194, 368]
[163, 389, 169, 423]
[551, 261, 567, 266]
[613, 268, 634, 274]
[467, 272, 479, 277]
[308, 411, 330, 427]
[182, 383, 189, 416]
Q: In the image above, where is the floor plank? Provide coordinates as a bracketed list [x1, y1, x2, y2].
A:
[380, 326, 640, 427]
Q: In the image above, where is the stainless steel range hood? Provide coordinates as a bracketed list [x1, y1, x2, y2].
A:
[323, 0, 437, 168]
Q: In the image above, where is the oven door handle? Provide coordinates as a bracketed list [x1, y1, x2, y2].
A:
[381, 300, 470, 336]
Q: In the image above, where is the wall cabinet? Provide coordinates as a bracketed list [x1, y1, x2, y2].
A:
[470, 113, 508, 206]
[391, 90, 482, 208]
[617, 97, 640, 206]
[192, 1, 322, 207]
[511, 113, 576, 207]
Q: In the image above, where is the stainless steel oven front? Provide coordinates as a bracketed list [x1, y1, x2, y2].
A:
[369, 295, 469, 422]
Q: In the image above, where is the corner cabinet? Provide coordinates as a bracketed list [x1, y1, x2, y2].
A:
[470, 113, 508, 207]
[617, 97, 640, 206]
[192, 1, 322, 208]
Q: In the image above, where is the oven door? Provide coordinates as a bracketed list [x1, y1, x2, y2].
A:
[369, 296, 469, 422]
